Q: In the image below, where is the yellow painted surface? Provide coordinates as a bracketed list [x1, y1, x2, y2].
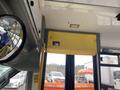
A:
[38, 47, 45, 90]
[47, 31, 97, 55]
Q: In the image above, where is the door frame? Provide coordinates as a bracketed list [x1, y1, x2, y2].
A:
[40, 29, 101, 90]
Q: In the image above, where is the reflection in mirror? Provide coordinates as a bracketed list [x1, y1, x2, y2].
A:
[0, 15, 25, 61]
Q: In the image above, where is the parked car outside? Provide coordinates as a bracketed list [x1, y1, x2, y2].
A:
[47, 71, 65, 82]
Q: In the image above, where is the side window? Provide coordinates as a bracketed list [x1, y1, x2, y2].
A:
[100, 55, 118, 65]
[100, 54, 120, 90]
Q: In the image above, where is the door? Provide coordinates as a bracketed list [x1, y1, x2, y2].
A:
[42, 53, 98, 90]
[40, 30, 100, 90]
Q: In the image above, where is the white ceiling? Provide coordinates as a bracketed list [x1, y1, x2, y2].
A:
[50, 0, 120, 7]
[44, 1, 120, 48]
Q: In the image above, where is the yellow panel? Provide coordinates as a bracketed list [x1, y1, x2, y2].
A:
[47, 31, 97, 55]
[38, 47, 45, 90]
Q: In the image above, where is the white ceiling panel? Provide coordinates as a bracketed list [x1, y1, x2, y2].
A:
[44, 1, 120, 48]
[48, 0, 120, 7]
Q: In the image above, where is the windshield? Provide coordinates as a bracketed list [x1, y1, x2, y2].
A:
[0, 65, 11, 77]
[0, 64, 19, 89]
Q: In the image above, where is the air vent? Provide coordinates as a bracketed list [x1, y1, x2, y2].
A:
[69, 24, 80, 28]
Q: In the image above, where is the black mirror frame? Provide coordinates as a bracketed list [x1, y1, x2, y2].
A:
[0, 14, 26, 63]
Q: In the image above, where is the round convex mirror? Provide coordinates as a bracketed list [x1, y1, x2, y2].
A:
[0, 15, 26, 62]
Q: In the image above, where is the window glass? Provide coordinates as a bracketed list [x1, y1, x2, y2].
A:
[0, 65, 11, 78]
[4, 71, 27, 89]
[0, 64, 19, 89]
[74, 55, 94, 90]
[101, 67, 120, 90]
[100, 55, 118, 65]
[44, 53, 66, 90]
